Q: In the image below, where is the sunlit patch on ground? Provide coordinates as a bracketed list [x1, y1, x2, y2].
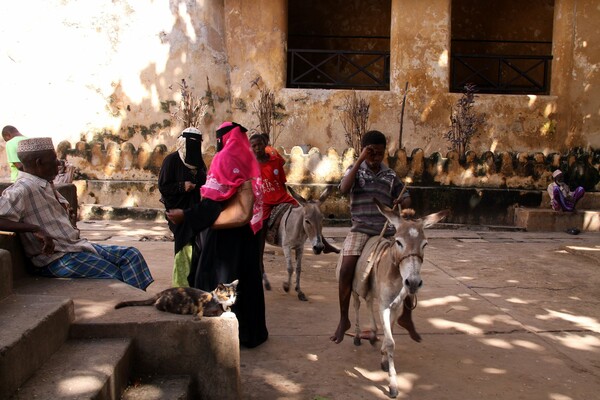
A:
[536, 309, 600, 333]
[428, 318, 484, 334]
[547, 333, 600, 351]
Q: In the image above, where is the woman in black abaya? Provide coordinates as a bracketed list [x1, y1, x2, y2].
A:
[167, 122, 268, 348]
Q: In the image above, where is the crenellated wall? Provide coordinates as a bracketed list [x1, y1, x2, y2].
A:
[57, 141, 599, 186]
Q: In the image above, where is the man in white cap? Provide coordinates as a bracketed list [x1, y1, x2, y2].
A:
[547, 169, 585, 212]
[0, 137, 153, 290]
[158, 127, 207, 287]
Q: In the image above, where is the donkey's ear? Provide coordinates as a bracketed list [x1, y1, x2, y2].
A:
[422, 209, 450, 228]
[374, 198, 401, 226]
[287, 185, 307, 206]
[318, 186, 332, 203]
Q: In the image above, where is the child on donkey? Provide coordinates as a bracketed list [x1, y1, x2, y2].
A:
[331, 130, 420, 344]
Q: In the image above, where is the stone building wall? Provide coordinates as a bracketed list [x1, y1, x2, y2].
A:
[0, 0, 598, 182]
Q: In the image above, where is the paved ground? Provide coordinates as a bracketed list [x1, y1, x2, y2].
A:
[76, 220, 600, 400]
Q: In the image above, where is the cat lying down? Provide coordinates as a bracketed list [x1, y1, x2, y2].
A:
[115, 280, 238, 320]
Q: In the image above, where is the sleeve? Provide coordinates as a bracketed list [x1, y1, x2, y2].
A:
[158, 156, 184, 196]
[183, 198, 223, 232]
[0, 186, 25, 222]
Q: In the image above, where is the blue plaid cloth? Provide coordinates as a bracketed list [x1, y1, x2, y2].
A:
[40, 243, 154, 290]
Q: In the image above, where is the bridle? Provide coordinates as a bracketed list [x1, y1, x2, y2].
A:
[393, 251, 423, 311]
[405, 294, 418, 310]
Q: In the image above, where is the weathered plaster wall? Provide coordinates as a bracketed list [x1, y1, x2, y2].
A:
[0, 0, 231, 159]
[563, 0, 600, 148]
[0, 0, 598, 182]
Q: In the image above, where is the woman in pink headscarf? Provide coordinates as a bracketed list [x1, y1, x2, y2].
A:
[167, 122, 268, 348]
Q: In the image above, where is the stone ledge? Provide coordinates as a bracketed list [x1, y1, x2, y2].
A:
[14, 277, 241, 400]
[514, 208, 600, 232]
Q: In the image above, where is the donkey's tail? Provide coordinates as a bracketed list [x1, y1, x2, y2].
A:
[114, 298, 156, 309]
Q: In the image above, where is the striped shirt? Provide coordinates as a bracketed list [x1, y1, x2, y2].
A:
[343, 161, 407, 236]
[0, 172, 97, 267]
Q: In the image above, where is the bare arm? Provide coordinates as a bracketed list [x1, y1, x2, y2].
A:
[339, 146, 372, 194]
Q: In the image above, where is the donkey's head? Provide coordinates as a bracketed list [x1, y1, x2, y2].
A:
[288, 186, 332, 254]
[374, 198, 449, 295]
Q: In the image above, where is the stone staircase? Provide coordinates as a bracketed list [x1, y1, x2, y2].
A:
[514, 192, 600, 232]
[0, 232, 240, 400]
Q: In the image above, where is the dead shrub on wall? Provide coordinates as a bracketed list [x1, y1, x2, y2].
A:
[445, 83, 485, 157]
[170, 78, 210, 129]
[253, 85, 287, 146]
[339, 92, 370, 153]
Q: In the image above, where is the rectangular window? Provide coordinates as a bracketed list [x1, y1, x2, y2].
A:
[287, 0, 391, 90]
[450, 0, 554, 94]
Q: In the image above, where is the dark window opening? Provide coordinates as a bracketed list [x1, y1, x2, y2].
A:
[450, 0, 554, 94]
[287, 0, 391, 90]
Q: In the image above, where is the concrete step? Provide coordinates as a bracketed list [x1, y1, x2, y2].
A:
[121, 375, 192, 400]
[70, 309, 241, 400]
[0, 231, 32, 282]
[0, 294, 74, 400]
[0, 249, 11, 300]
[514, 207, 600, 232]
[11, 338, 133, 400]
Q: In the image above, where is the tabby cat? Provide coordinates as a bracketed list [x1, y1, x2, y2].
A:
[114, 280, 238, 320]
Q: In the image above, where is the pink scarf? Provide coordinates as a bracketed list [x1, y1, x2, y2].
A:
[201, 122, 263, 233]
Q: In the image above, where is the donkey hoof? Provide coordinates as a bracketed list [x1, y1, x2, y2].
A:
[297, 291, 308, 301]
[283, 282, 290, 292]
[263, 280, 271, 291]
[353, 336, 361, 346]
[389, 387, 398, 398]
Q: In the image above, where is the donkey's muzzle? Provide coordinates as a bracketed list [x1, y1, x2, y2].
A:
[405, 278, 423, 295]
[312, 244, 324, 255]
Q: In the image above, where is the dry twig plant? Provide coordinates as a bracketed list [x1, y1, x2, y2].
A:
[445, 83, 485, 156]
[253, 86, 286, 146]
[171, 78, 209, 128]
[339, 92, 370, 153]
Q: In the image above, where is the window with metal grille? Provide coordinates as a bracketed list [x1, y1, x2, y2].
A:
[450, 0, 554, 95]
[287, 0, 391, 91]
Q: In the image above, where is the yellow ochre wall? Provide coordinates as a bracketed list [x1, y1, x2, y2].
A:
[0, 0, 598, 180]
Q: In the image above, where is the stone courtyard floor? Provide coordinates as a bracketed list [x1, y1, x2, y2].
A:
[79, 220, 600, 400]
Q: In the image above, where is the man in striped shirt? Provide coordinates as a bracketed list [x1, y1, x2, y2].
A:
[0, 137, 153, 290]
[330, 130, 414, 344]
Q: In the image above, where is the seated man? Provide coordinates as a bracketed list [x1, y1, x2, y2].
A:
[547, 169, 585, 212]
[0, 137, 153, 290]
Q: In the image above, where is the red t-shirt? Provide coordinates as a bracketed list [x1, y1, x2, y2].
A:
[259, 153, 297, 220]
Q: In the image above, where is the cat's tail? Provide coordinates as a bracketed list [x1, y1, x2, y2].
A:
[114, 298, 156, 309]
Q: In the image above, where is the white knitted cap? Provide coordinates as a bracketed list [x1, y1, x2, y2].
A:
[17, 137, 54, 153]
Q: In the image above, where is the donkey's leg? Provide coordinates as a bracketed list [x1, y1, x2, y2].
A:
[294, 246, 307, 301]
[353, 292, 362, 346]
[397, 295, 422, 343]
[282, 245, 293, 294]
[380, 306, 399, 398]
[365, 297, 378, 345]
